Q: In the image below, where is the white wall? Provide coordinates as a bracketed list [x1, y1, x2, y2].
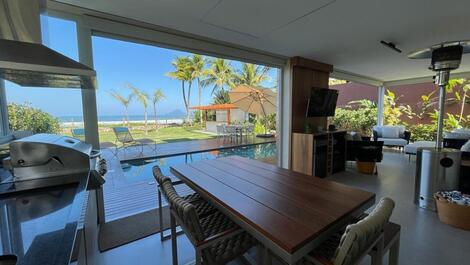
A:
[215, 109, 247, 123]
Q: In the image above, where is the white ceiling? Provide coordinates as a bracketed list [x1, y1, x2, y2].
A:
[56, 0, 470, 82]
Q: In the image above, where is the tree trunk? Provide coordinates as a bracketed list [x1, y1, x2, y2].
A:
[182, 81, 189, 124]
[125, 107, 129, 126]
[187, 81, 192, 125]
[144, 107, 148, 135]
[198, 78, 203, 123]
[153, 103, 158, 130]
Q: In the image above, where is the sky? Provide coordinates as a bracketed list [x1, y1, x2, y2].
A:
[5, 16, 279, 119]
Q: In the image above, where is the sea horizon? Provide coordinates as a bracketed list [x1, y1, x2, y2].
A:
[58, 114, 191, 123]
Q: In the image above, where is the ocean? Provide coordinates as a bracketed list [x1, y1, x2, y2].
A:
[58, 114, 191, 126]
[58, 114, 188, 123]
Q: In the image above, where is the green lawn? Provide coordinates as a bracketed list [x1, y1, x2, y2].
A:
[62, 124, 217, 144]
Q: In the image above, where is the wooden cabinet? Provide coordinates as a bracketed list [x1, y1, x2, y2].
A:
[288, 56, 337, 175]
[291, 131, 346, 178]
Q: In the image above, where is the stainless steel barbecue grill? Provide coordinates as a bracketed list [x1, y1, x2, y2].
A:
[2, 134, 106, 189]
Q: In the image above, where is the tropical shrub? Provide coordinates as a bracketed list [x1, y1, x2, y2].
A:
[193, 110, 202, 123]
[383, 89, 414, 126]
[8, 103, 60, 133]
[408, 124, 437, 142]
[254, 113, 276, 134]
[331, 100, 377, 135]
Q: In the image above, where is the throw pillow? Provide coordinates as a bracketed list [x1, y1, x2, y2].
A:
[461, 140, 470, 152]
[382, 126, 399, 138]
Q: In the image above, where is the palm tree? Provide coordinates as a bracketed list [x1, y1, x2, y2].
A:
[108, 91, 133, 125]
[213, 90, 230, 104]
[167, 57, 194, 123]
[189, 54, 209, 122]
[202, 58, 234, 96]
[128, 84, 150, 135]
[152, 88, 166, 129]
[233, 63, 270, 87]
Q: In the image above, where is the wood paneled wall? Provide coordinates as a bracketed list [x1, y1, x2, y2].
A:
[290, 57, 333, 133]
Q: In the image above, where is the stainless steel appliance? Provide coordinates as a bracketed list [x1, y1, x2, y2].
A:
[409, 41, 469, 210]
[2, 134, 106, 189]
[415, 148, 461, 211]
[0, 0, 96, 89]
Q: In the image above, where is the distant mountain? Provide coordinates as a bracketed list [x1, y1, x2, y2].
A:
[164, 109, 186, 117]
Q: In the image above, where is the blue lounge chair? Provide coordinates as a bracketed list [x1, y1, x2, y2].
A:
[112, 127, 157, 154]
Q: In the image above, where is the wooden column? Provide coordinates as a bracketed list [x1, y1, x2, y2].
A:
[289, 57, 333, 170]
[290, 56, 333, 133]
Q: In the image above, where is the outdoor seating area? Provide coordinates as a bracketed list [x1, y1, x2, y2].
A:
[216, 123, 255, 139]
[2, 1, 470, 265]
[373, 125, 411, 150]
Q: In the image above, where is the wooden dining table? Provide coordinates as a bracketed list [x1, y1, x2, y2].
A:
[170, 156, 375, 264]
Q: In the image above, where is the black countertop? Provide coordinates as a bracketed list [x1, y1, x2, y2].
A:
[0, 171, 89, 265]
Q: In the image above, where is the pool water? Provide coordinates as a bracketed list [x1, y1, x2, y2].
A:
[120, 143, 277, 183]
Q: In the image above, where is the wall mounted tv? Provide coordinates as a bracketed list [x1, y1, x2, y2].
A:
[306, 88, 338, 117]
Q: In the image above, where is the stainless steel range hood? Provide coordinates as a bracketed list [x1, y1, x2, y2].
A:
[0, 0, 96, 89]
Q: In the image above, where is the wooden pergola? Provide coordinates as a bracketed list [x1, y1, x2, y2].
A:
[190, 104, 238, 124]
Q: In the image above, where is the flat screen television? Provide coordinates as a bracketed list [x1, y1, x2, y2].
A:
[306, 88, 338, 117]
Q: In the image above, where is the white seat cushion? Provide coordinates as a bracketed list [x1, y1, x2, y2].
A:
[404, 141, 436, 154]
[382, 126, 399, 138]
[378, 137, 408, 147]
[445, 131, 470, 140]
[461, 140, 470, 152]
[374, 125, 406, 138]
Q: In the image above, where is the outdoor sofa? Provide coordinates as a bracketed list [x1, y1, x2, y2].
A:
[373, 125, 410, 149]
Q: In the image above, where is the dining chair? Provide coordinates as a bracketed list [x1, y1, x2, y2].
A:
[161, 179, 257, 265]
[225, 125, 238, 141]
[152, 166, 216, 241]
[303, 197, 396, 265]
[370, 221, 401, 265]
[244, 124, 255, 137]
[216, 124, 227, 138]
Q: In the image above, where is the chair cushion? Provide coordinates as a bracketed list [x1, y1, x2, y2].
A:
[461, 140, 470, 152]
[452, 128, 470, 134]
[378, 138, 408, 147]
[444, 132, 470, 140]
[404, 141, 435, 154]
[382, 126, 399, 138]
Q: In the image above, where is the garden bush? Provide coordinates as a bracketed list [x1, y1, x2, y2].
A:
[8, 103, 60, 133]
[408, 124, 437, 142]
[331, 100, 377, 136]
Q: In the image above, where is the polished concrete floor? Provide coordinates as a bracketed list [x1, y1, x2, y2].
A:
[95, 150, 470, 265]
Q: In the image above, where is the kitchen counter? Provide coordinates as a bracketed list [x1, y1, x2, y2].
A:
[0, 171, 89, 265]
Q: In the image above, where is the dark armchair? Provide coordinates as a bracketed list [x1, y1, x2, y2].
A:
[346, 139, 384, 162]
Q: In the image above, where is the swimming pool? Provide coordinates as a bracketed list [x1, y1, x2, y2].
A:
[120, 142, 277, 183]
